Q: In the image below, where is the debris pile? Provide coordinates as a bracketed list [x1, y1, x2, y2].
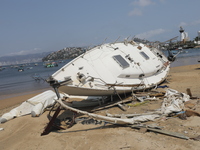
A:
[0, 87, 200, 140]
[53, 88, 200, 140]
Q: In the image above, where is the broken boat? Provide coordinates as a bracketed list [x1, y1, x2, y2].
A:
[48, 40, 172, 96]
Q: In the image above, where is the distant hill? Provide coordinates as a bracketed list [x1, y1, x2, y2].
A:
[0, 47, 87, 66]
[42, 47, 86, 62]
[0, 52, 51, 66]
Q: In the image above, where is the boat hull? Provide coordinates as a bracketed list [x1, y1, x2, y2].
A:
[51, 41, 170, 96]
[58, 65, 169, 96]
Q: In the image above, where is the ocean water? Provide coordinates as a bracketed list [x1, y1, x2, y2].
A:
[0, 60, 71, 100]
[166, 48, 200, 67]
[0, 49, 199, 100]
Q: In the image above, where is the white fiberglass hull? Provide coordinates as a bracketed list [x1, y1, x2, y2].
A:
[51, 41, 170, 96]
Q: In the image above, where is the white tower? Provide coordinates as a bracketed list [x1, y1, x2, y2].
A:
[179, 26, 189, 42]
[179, 26, 184, 41]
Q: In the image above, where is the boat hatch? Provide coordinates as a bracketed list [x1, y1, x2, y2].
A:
[140, 52, 149, 60]
[113, 55, 130, 69]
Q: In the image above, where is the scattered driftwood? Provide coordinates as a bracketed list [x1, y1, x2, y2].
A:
[106, 112, 162, 118]
[130, 125, 190, 140]
[117, 103, 126, 111]
[91, 91, 163, 112]
[56, 99, 191, 140]
[186, 88, 198, 99]
[54, 88, 191, 126]
[91, 98, 135, 112]
[149, 92, 165, 97]
[133, 91, 165, 98]
[132, 91, 165, 102]
[186, 88, 192, 97]
[90, 90, 165, 112]
[131, 125, 190, 140]
[40, 88, 200, 141]
[56, 98, 160, 125]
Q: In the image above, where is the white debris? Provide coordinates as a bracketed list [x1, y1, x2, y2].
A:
[161, 88, 190, 114]
[0, 90, 58, 123]
[0, 88, 191, 125]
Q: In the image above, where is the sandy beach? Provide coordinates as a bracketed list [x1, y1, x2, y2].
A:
[0, 64, 200, 150]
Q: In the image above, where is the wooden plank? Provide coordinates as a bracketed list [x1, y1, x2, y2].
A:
[91, 98, 134, 112]
[41, 106, 62, 136]
[186, 88, 192, 97]
[117, 104, 126, 111]
[131, 125, 189, 140]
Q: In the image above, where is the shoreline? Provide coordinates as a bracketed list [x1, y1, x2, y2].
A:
[0, 63, 199, 111]
[0, 55, 199, 102]
[0, 87, 52, 101]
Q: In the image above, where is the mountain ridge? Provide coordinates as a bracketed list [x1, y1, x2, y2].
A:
[0, 47, 86, 66]
[0, 52, 52, 66]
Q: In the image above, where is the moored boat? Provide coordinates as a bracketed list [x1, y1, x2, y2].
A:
[18, 67, 24, 72]
[44, 62, 58, 68]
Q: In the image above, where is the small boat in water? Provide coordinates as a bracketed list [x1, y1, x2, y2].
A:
[48, 40, 172, 96]
[44, 62, 58, 68]
[0, 66, 6, 71]
[18, 67, 24, 72]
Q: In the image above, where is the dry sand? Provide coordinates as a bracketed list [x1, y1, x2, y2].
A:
[0, 64, 200, 150]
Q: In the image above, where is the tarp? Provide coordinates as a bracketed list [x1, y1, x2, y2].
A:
[161, 88, 190, 114]
[0, 90, 57, 123]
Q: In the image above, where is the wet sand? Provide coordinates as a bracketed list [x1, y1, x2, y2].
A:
[0, 64, 200, 150]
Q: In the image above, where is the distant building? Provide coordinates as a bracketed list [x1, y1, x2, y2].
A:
[195, 31, 200, 45]
[179, 26, 189, 42]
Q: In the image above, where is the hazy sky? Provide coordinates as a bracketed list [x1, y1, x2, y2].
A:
[1, 0, 200, 56]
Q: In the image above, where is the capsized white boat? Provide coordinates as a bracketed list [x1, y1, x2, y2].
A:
[48, 40, 171, 96]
